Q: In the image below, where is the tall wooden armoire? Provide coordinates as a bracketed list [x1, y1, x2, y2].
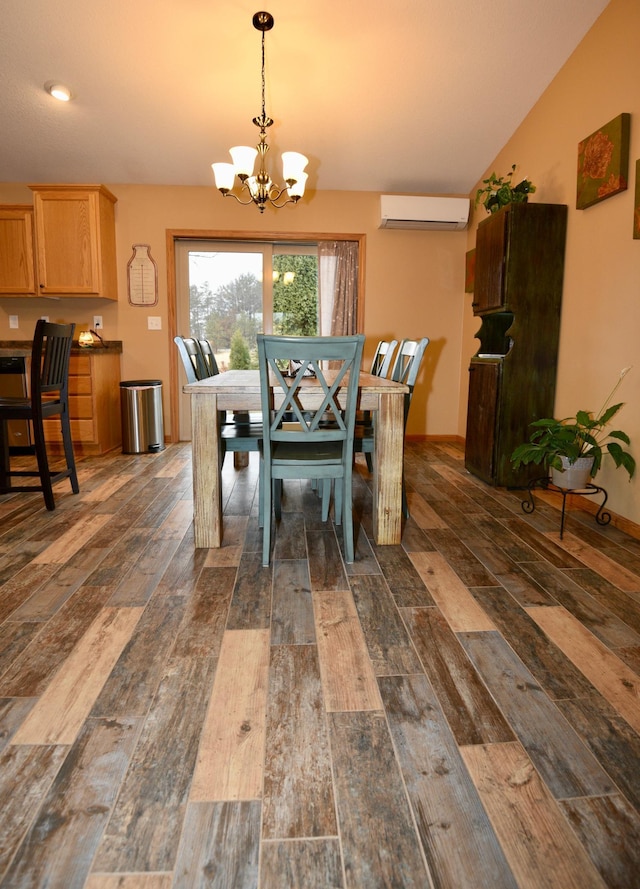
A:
[465, 202, 568, 486]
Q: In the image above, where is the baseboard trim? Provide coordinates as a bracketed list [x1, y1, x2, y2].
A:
[530, 488, 640, 542]
[406, 434, 465, 443]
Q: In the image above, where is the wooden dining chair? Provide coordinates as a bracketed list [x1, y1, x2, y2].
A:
[257, 333, 365, 566]
[174, 334, 262, 462]
[355, 337, 430, 518]
[0, 320, 79, 510]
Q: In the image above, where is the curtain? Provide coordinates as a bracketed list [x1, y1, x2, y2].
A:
[318, 240, 358, 336]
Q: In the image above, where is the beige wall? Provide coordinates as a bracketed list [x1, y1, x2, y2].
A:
[462, 0, 640, 526]
[0, 184, 467, 444]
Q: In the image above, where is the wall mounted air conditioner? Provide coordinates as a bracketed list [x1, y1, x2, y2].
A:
[379, 195, 470, 231]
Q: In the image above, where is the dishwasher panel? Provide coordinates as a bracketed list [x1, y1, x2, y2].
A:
[0, 356, 32, 448]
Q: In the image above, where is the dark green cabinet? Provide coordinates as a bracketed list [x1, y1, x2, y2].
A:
[465, 202, 568, 486]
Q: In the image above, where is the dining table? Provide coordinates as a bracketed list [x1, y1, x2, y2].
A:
[183, 369, 409, 549]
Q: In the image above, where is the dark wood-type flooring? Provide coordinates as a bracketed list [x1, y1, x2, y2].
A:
[1, 440, 639, 888]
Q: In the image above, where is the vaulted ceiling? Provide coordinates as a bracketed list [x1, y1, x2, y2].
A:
[0, 0, 610, 195]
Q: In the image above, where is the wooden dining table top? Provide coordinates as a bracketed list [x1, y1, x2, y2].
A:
[183, 369, 409, 404]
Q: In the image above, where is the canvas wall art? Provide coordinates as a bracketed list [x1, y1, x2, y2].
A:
[576, 112, 630, 210]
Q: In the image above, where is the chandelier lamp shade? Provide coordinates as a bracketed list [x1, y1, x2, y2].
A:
[212, 11, 308, 213]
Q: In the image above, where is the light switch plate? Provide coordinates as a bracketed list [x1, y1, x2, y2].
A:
[9, 315, 18, 329]
[147, 316, 162, 330]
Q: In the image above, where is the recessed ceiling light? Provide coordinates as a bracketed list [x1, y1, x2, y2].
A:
[45, 82, 71, 102]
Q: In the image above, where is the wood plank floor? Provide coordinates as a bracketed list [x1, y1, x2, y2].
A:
[1, 440, 639, 889]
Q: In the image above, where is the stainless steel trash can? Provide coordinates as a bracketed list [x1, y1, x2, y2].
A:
[120, 380, 165, 454]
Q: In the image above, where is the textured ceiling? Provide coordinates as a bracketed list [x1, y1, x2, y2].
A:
[0, 0, 610, 194]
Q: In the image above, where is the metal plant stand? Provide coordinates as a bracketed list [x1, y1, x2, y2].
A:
[520, 477, 611, 539]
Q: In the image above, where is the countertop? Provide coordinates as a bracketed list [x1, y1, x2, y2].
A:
[0, 340, 123, 357]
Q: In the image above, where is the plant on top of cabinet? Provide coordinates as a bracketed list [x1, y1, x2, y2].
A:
[475, 164, 536, 215]
[29, 184, 118, 300]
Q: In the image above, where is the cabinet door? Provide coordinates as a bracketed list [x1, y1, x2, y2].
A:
[0, 206, 36, 294]
[33, 189, 101, 294]
[473, 209, 508, 314]
[465, 360, 500, 483]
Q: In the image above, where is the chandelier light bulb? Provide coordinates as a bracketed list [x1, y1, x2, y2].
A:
[287, 172, 308, 199]
[212, 163, 236, 192]
[229, 146, 258, 180]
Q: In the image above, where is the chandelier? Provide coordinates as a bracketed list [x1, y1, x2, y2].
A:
[212, 11, 308, 213]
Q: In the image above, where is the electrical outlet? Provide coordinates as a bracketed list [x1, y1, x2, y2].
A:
[9, 315, 19, 329]
[93, 315, 103, 330]
[147, 316, 162, 330]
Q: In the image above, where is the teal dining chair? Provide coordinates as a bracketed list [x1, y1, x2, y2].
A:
[369, 338, 398, 377]
[355, 337, 430, 518]
[257, 333, 365, 567]
[198, 338, 220, 376]
[174, 335, 209, 383]
[357, 339, 399, 469]
[174, 335, 262, 461]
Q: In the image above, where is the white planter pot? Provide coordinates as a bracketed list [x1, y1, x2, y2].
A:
[550, 456, 594, 490]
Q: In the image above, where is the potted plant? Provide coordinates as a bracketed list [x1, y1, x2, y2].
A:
[475, 164, 536, 214]
[511, 368, 636, 488]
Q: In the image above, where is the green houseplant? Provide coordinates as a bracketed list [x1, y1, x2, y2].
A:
[511, 368, 636, 487]
[475, 164, 536, 214]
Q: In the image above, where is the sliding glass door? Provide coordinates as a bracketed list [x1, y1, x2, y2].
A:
[175, 239, 318, 438]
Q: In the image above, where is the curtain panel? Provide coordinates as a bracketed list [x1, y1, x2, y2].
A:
[318, 240, 358, 336]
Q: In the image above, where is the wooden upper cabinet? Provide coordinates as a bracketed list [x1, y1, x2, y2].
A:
[0, 205, 36, 294]
[29, 184, 118, 299]
[473, 208, 508, 313]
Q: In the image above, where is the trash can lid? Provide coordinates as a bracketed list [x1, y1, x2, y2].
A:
[120, 379, 163, 388]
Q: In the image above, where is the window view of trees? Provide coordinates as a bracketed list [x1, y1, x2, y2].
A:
[189, 251, 318, 370]
[272, 254, 318, 337]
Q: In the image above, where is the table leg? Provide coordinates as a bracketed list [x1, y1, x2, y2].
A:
[373, 391, 404, 545]
[191, 393, 223, 548]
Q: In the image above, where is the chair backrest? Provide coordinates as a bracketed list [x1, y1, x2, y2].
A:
[370, 339, 398, 378]
[257, 334, 365, 458]
[390, 338, 430, 390]
[198, 338, 220, 376]
[174, 336, 209, 383]
[390, 337, 430, 424]
[31, 319, 75, 400]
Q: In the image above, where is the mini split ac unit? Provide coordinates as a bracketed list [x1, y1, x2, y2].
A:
[379, 195, 470, 231]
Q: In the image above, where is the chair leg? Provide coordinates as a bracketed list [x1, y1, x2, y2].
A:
[61, 409, 79, 494]
[0, 420, 10, 493]
[365, 452, 373, 472]
[334, 478, 343, 526]
[32, 419, 55, 510]
[402, 472, 409, 519]
[321, 479, 331, 521]
[274, 478, 282, 520]
[342, 472, 355, 563]
[262, 470, 272, 567]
